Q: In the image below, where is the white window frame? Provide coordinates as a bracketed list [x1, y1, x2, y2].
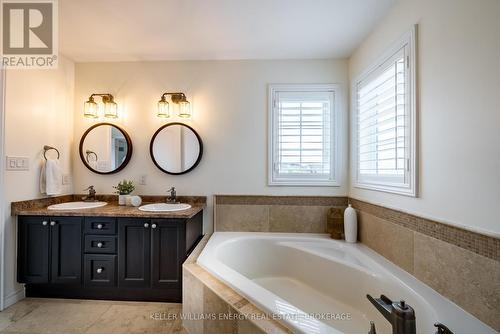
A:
[352, 25, 418, 196]
[268, 83, 342, 186]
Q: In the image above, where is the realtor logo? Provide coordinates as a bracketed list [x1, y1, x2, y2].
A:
[1, 0, 58, 68]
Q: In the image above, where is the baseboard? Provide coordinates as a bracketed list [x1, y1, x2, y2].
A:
[4, 287, 25, 309]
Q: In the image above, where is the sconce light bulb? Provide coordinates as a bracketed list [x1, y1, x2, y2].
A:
[83, 97, 99, 118]
[157, 99, 170, 118]
[178, 100, 191, 118]
[104, 101, 118, 118]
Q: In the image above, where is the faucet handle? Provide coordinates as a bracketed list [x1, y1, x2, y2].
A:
[167, 187, 175, 192]
[367, 294, 393, 322]
[368, 321, 377, 334]
[434, 323, 454, 334]
[83, 185, 95, 191]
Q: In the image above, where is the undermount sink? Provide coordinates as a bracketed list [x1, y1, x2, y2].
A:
[47, 201, 108, 210]
[138, 203, 192, 212]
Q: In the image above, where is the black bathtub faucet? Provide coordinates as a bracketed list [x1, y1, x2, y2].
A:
[434, 323, 454, 334]
[366, 294, 416, 334]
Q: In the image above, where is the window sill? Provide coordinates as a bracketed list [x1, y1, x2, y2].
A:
[353, 182, 417, 197]
[269, 180, 340, 187]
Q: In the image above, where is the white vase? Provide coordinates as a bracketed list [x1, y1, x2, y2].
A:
[118, 195, 129, 206]
[344, 204, 358, 243]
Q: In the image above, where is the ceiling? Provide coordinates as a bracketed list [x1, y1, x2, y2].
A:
[59, 0, 395, 62]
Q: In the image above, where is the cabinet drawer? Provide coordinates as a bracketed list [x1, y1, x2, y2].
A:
[84, 217, 116, 235]
[84, 236, 117, 254]
[84, 254, 116, 287]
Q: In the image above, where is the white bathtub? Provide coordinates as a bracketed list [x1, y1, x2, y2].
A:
[197, 232, 496, 334]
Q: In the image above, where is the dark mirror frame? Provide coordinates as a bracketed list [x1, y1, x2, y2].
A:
[79, 122, 133, 175]
[149, 122, 203, 175]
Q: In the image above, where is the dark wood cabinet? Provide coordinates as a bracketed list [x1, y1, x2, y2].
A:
[84, 254, 117, 287]
[18, 210, 203, 302]
[50, 217, 82, 284]
[18, 216, 50, 284]
[151, 219, 184, 289]
[118, 218, 151, 288]
[18, 216, 83, 284]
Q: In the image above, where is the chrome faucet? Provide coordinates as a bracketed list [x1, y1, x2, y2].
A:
[166, 187, 177, 203]
[82, 185, 97, 202]
[367, 294, 416, 334]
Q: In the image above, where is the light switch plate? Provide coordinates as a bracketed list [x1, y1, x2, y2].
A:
[139, 174, 147, 185]
[6, 156, 29, 171]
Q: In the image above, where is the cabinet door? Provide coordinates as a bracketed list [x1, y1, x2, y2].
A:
[18, 216, 50, 284]
[50, 217, 83, 284]
[118, 218, 151, 287]
[84, 254, 117, 287]
[151, 219, 185, 289]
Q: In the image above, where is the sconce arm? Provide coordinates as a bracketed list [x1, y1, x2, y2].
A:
[160, 92, 186, 103]
[90, 93, 114, 103]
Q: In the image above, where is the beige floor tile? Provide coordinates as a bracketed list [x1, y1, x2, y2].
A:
[3, 300, 111, 334]
[84, 303, 178, 334]
[0, 299, 186, 334]
[0, 299, 43, 331]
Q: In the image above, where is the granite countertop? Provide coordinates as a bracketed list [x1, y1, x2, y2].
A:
[12, 195, 206, 219]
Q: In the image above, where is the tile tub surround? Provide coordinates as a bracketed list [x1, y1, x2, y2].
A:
[183, 234, 291, 334]
[349, 198, 499, 262]
[352, 199, 500, 331]
[214, 195, 347, 233]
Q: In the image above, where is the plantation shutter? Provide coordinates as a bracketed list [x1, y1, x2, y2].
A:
[357, 46, 409, 185]
[272, 90, 335, 183]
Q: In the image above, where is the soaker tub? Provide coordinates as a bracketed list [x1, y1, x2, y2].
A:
[197, 233, 496, 334]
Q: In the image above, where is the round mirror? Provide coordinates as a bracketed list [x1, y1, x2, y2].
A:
[79, 123, 133, 174]
[150, 123, 203, 175]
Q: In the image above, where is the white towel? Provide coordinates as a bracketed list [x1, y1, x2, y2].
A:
[40, 159, 62, 195]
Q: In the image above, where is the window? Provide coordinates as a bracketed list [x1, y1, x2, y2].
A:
[353, 26, 417, 196]
[268, 84, 340, 186]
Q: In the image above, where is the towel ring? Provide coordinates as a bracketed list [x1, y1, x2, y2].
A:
[43, 145, 60, 160]
[85, 150, 98, 163]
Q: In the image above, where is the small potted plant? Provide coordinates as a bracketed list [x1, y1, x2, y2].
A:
[113, 180, 135, 205]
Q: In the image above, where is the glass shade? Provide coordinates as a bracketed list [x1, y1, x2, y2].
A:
[157, 100, 170, 118]
[178, 100, 191, 118]
[104, 101, 118, 118]
[84, 100, 98, 118]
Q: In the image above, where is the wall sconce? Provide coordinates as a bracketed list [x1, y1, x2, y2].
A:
[157, 92, 191, 118]
[84, 93, 118, 118]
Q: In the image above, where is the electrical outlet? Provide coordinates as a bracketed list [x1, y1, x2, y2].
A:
[139, 174, 147, 185]
[62, 174, 72, 185]
[6, 156, 29, 171]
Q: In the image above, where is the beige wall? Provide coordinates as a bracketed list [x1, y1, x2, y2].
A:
[3, 57, 75, 306]
[73, 60, 349, 233]
[348, 0, 500, 236]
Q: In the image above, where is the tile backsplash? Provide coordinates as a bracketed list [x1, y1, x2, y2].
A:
[214, 195, 347, 233]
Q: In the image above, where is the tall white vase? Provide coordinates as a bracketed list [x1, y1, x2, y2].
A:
[344, 204, 358, 243]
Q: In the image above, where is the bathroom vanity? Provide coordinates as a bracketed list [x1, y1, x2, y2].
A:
[13, 198, 204, 302]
